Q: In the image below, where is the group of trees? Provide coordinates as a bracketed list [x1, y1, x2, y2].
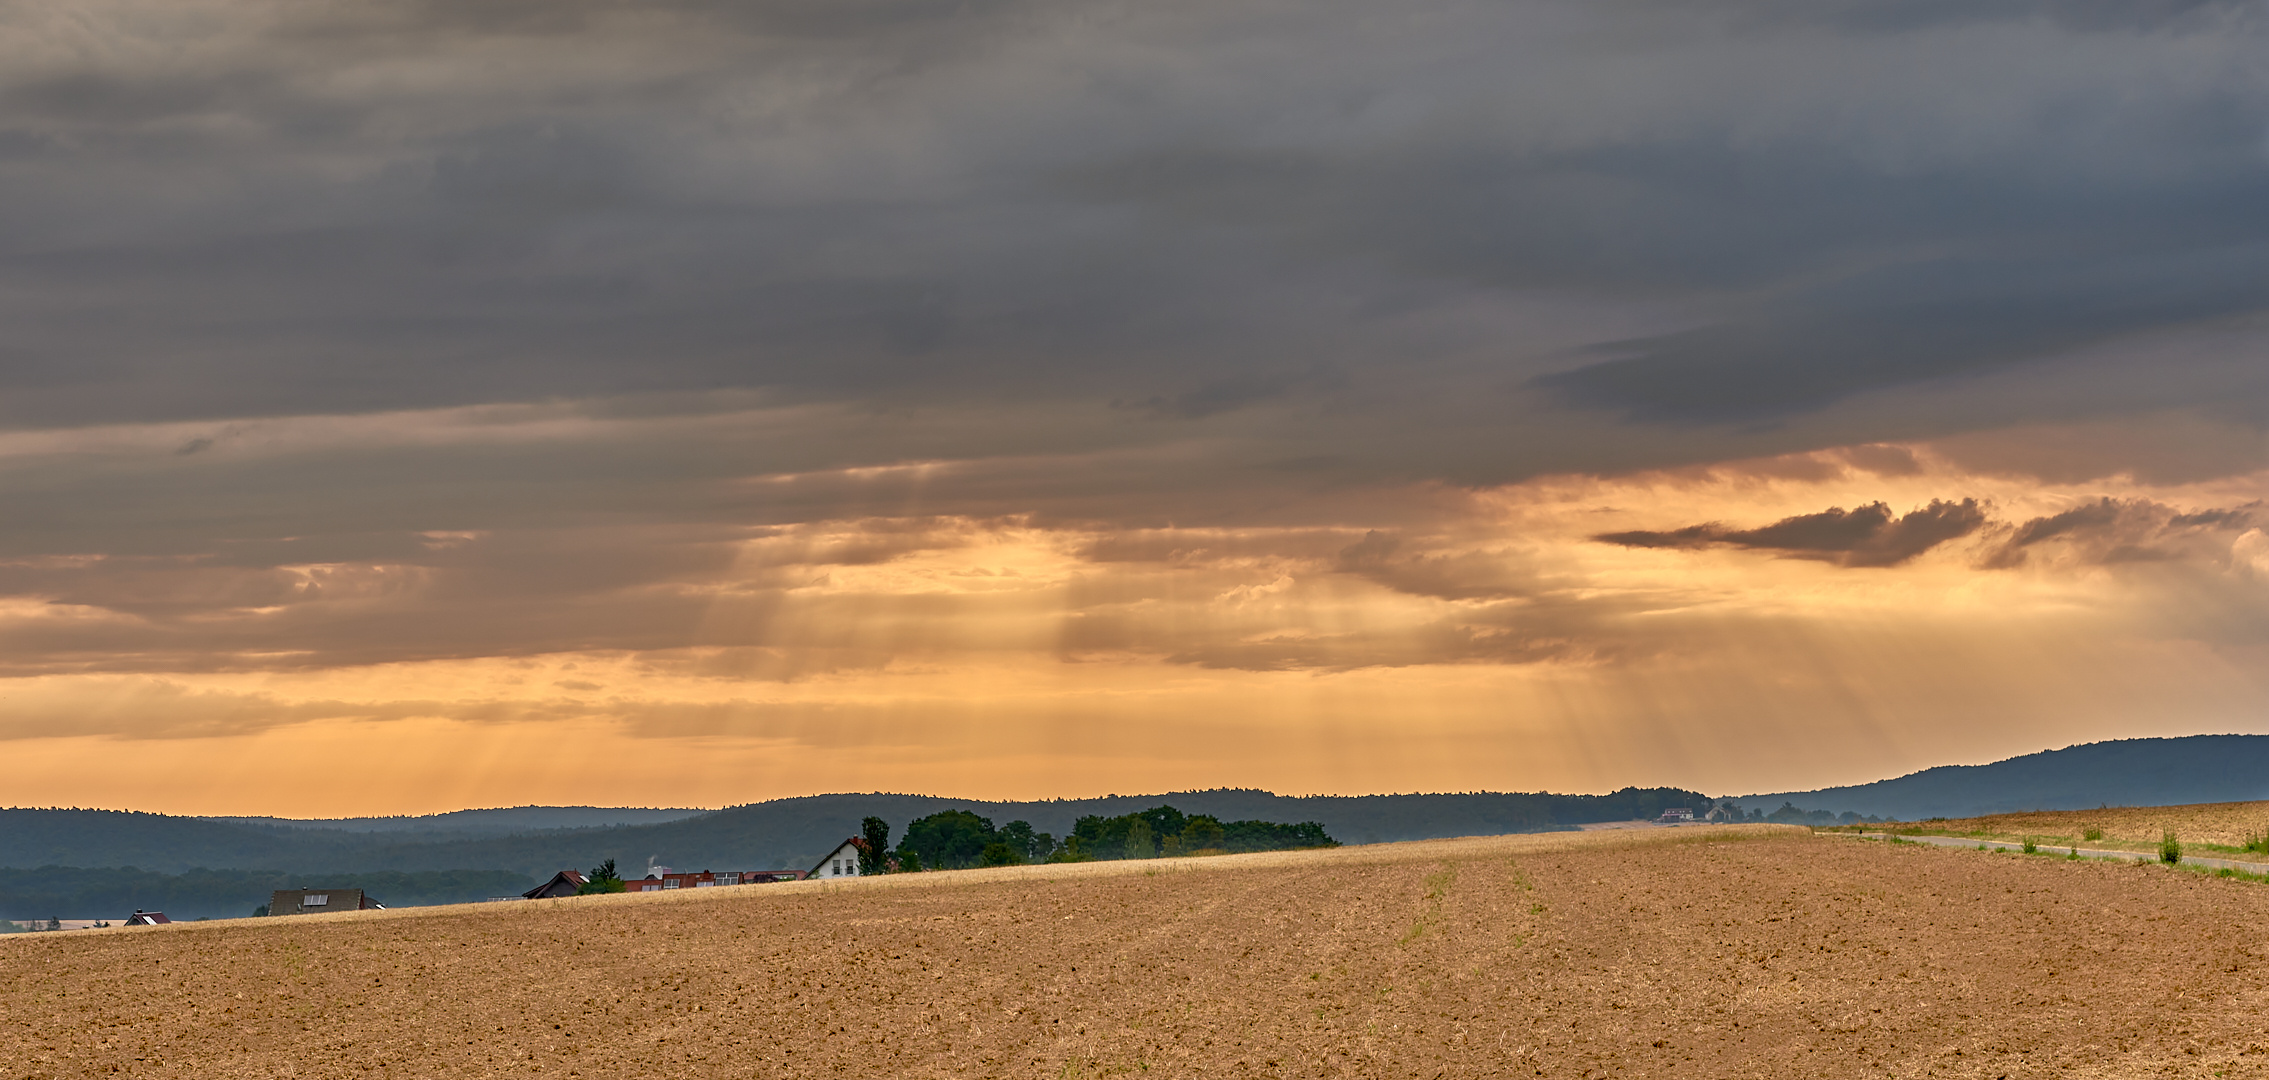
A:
[1718, 802, 1887, 826]
[872, 805, 1337, 871]
[577, 859, 627, 894]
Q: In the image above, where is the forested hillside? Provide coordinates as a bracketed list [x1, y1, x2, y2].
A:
[1736, 736, 2269, 821]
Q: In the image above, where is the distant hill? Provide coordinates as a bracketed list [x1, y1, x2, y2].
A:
[206, 805, 710, 837]
[0, 786, 1708, 881]
[1735, 735, 2269, 821]
[0, 867, 536, 923]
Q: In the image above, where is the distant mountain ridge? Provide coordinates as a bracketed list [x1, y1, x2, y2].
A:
[1736, 735, 2269, 821]
[206, 805, 710, 837]
[11, 736, 2267, 886]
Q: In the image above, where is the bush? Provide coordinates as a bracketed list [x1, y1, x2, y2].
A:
[2020, 837, 2038, 854]
[2245, 829, 2269, 855]
[2083, 827, 2104, 842]
[979, 842, 1023, 867]
[2160, 831, 2182, 864]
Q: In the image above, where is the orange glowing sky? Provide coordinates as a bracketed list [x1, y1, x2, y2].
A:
[5, 0, 2269, 814]
[4, 402, 2265, 815]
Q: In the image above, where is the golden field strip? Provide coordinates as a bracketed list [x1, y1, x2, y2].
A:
[1886, 799, 2269, 852]
[9, 824, 2269, 1078]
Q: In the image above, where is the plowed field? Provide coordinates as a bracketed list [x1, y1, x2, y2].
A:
[7, 825, 2269, 1078]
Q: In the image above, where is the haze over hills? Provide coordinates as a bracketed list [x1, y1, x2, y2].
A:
[0, 788, 1709, 881]
[12, 735, 2269, 920]
[205, 806, 710, 838]
[1735, 736, 2269, 821]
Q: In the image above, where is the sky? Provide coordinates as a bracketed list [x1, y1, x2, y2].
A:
[4, 0, 2269, 816]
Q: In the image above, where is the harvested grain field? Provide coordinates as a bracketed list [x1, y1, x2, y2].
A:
[1894, 800, 2269, 852]
[8, 824, 2269, 1079]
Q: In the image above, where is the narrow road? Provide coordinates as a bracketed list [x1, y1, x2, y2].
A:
[1846, 832, 2269, 874]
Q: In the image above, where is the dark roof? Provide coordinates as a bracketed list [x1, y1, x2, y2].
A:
[523, 869, 589, 899]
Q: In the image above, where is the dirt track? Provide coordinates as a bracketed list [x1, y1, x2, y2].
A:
[7, 825, 2269, 1078]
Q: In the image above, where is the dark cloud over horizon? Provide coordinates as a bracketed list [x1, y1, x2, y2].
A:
[1595, 498, 1989, 566]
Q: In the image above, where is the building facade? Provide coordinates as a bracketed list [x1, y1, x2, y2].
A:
[616, 869, 808, 893]
[809, 839, 866, 879]
[269, 888, 384, 915]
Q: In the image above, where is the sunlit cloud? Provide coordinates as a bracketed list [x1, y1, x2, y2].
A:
[5, 0, 2269, 812]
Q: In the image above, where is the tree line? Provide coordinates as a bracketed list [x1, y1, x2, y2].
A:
[0, 788, 1716, 880]
[866, 805, 1338, 872]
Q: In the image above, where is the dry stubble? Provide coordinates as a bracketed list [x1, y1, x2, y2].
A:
[1902, 801, 2269, 851]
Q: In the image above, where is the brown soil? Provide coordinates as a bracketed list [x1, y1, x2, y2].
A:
[7, 825, 2269, 1078]
[1894, 800, 2269, 851]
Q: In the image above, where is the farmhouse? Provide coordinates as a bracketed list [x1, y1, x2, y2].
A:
[124, 910, 170, 926]
[522, 870, 589, 899]
[810, 838, 866, 879]
[269, 888, 384, 915]
[617, 869, 808, 893]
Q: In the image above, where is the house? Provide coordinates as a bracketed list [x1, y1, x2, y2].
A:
[124, 910, 170, 926]
[601, 868, 811, 894]
[269, 888, 384, 916]
[523, 870, 589, 899]
[621, 870, 698, 893]
[1656, 808, 1695, 823]
[809, 838, 866, 879]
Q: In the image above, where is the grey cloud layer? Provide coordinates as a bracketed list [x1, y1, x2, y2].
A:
[4, 0, 2269, 448]
[5, 0, 2269, 691]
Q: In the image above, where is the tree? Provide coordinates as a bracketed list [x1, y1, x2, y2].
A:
[579, 858, 627, 895]
[1766, 802, 1809, 824]
[896, 850, 925, 873]
[997, 820, 1057, 863]
[860, 818, 891, 875]
[900, 810, 999, 870]
[1049, 837, 1091, 863]
[980, 842, 1023, 867]
[1123, 819, 1155, 860]
[1135, 806, 1188, 842]
[1181, 816, 1226, 852]
[252, 904, 269, 917]
[44, 916, 60, 932]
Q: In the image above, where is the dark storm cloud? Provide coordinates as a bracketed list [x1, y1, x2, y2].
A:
[0, 0, 2266, 687]
[1980, 497, 2263, 569]
[2, 0, 2267, 444]
[1597, 499, 1988, 567]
